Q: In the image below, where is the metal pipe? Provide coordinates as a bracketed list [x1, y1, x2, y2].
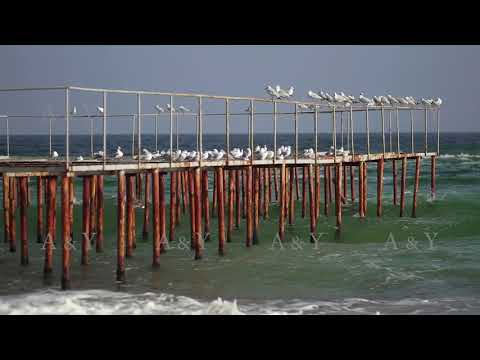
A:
[350, 106, 355, 156]
[199, 97, 203, 167]
[176, 112, 179, 151]
[6, 116, 9, 157]
[225, 99, 230, 165]
[250, 99, 254, 166]
[103, 92, 107, 168]
[131, 115, 135, 157]
[66, 88, 70, 166]
[273, 102, 277, 163]
[396, 108, 400, 154]
[366, 107, 370, 157]
[314, 107, 318, 164]
[155, 114, 158, 152]
[340, 111, 344, 149]
[294, 104, 298, 163]
[437, 109, 440, 155]
[410, 109, 414, 153]
[381, 106, 386, 156]
[333, 106, 337, 163]
[389, 109, 392, 152]
[137, 94, 141, 168]
[169, 95, 173, 168]
[424, 108, 428, 155]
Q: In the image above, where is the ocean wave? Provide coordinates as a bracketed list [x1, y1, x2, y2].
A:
[1, 290, 479, 315]
[439, 153, 480, 159]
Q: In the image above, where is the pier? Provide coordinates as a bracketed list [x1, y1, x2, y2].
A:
[0, 86, 440, 289]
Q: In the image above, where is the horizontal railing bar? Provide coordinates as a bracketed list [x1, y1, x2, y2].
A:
[0, 107, 435, 119]
[0, 86, 68, 92]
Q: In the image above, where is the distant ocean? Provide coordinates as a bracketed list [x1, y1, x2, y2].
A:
[0, 132, 479, 314]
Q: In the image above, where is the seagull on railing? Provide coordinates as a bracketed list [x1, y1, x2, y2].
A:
[422, 98, 433, 106]
[97, 106, 104, 114]
[359, 93, 373, 105]
[93, 150, 104, 159]
[380, 96, 391, 106]
[308, 90, 323, 101]
[397, 97, 410, 105]
[373, 96, 383, 106]
[155, 105, 165, 113]
[276, 85, 293, 99]
[76, 155, 84, 161]
[387, 94, 400, 105]
[178, 106, 190, 113]
[51, 151, 59, 159]
[265, 85, 281, 99]
[114, 146, 123, 159]
[71, 106, 77, 115]
[432, 98, 442, 107]
[142, 149, 153, 161]
[297, 103, 310, 111]
[166, 104, 175, 112]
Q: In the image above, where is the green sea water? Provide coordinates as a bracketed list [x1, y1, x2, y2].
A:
[0, 133, 479, 314]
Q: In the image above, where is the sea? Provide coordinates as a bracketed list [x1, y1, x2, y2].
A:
[0, 132, 479, 315]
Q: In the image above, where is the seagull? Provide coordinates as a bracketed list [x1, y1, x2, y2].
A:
[380, 96, 391, 105]
[406, 96, 417, 106]
[359, 93, 373, 105]
[166, 104, 175, 112]
[71, 106, 77, 115]
[287, 86, 294, 97]
[142, 148, 153, 161]
[334, 92, 347, 103]
[276, 86, 291, 99]
[76, 155, 84, 161]
[97, 106, 104, 114]
[265, 85, 281, 99]
[421, 98, 433, 106]
[397, 97, 410, 105]
[93, 150, 104, 159]
[432, 97, 442, 107]
[387, 94, 400, 105]
[114, 146, 123, 159]
[155, 105, 165, 113]
[323, 92, 334, 103]
[373, 96, 383, 106]
[178, 106, 190, 113]
[51, 151, 59, 159]
[308, 90, 323, 101]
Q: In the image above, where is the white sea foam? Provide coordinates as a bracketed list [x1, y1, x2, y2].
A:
[439, 153, 480, 159]
[1, 290, 479, 315]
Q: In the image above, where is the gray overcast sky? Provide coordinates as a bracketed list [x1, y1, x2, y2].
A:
[0, 45, 479, 134]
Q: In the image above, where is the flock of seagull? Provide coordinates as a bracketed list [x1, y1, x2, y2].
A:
[52, 144, 351, 162]
[264, 84, 442, 109]
[48, 86, 442, 162]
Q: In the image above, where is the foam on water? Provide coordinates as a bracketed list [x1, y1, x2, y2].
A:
[1, 290, 479, 315]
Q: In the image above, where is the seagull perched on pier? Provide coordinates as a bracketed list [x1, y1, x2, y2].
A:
[97, 106, 104, 114]
[178, 106, 190, 113]
[275, 85, 294, 99]
[359, 93, 373, 105]
[397, 97, 410, 105]
[166, 104, 175, 112]
[93, 150, 104, 159]
[71, 106, 77, 115]
[432, 97, 442, 107]
[387, 94, 400, 105]
[51, 151, 59, 159]
[308, 90, 323, 101]
[142, 148, 153, 161]
[265, 85, 281, 99]
[421, 98, 433, 106]
[114, 146, 123, 159]
[155, 105, 165, 113]
[76, 155, 84, 161]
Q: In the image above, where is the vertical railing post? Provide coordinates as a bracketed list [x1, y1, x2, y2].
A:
[198, 97, 203, 167]
[6, 116, 9, 157]
[225, 98, 230, 166]
[65, 87, 70, 167]
[250, 100, 254, 166]
[175, 111, 179, 151]
[350, 106, 354, 157]
[396, 108, 400, 155]
[169, 95, 174, 168]
[340, 110, 344, 149]
[314, 106, 318, 164]
[294, 103, 298, 163]
[333, 106, 337, 163]
[155, 114, 158, 152]
[102, 91, 107, 169]
[90, 109, 94, 158]
[389, 109, 392, 153]
[437, 109, 440, 155]
[131, 115, 135, 158]
[137, 93, 141, 169]
[410, 109, 414, 154]
[273, 101, 277, 164]
[48, 107, 52, 157]
[424, 107, 428, 155]
[366, 107, 370, 158]
[381, 106, 386, 156]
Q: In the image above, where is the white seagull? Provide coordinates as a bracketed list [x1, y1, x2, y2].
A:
[51, 151, 59, 159]
[432, 98, 442, 107]
[155, 105, 165, 113]
[114, 146, 123, 159]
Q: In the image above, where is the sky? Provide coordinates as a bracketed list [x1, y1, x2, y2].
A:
[0, 45, 478, 134]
